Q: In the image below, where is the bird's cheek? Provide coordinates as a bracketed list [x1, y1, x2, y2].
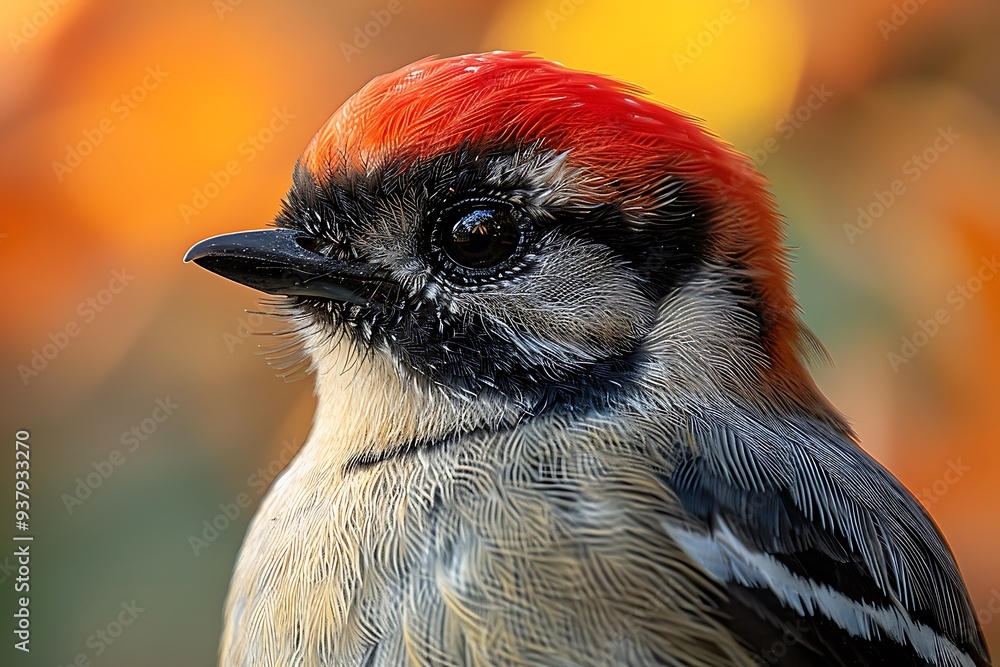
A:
[462, 280, 652, 358]
[556, 285, 653, 354]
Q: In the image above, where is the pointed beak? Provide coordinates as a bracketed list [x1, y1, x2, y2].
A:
[183, 228, 372, 305]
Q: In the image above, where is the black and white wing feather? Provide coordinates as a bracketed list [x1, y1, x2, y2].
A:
[661, 406, 991, 666]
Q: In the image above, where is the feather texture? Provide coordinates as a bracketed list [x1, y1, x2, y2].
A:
[198, 52, 992, 667]
[219, 280, 990, 666]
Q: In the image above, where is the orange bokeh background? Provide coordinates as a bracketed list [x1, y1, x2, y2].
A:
[1, 1, 998, 663]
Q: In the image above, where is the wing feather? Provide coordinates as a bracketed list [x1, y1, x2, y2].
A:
[659, 408, 990, 666]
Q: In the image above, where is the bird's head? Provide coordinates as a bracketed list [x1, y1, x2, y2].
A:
[186, 52, 834, 453]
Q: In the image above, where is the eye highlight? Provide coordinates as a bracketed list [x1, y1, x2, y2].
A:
[441, 206, 521, 269]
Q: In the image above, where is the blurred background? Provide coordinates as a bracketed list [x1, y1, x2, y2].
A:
[1, 0, 998, 664]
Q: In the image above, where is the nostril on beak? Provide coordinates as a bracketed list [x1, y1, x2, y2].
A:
[295, 235, 322, 253]
[294, 234, 338, 258]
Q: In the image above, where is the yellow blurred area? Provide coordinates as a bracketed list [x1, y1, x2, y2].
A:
[484, 0, 806, 143]
[1, 1, 998, 664]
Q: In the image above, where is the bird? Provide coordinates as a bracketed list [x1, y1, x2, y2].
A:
[184, 52, 991, 666]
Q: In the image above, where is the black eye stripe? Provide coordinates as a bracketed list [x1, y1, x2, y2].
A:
[542, 187, 711, 299]
[277, 148, 699, 404]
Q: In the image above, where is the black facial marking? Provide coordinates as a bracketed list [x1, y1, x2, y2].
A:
[276, 145, 714, 406]
[546, 181, 713, 301]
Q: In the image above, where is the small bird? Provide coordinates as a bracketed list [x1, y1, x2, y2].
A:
[185, 52, 991, 666]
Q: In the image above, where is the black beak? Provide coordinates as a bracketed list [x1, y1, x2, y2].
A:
[183, 228, 373, 305]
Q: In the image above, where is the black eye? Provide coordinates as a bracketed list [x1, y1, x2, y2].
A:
[441, 208, 521, 269]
